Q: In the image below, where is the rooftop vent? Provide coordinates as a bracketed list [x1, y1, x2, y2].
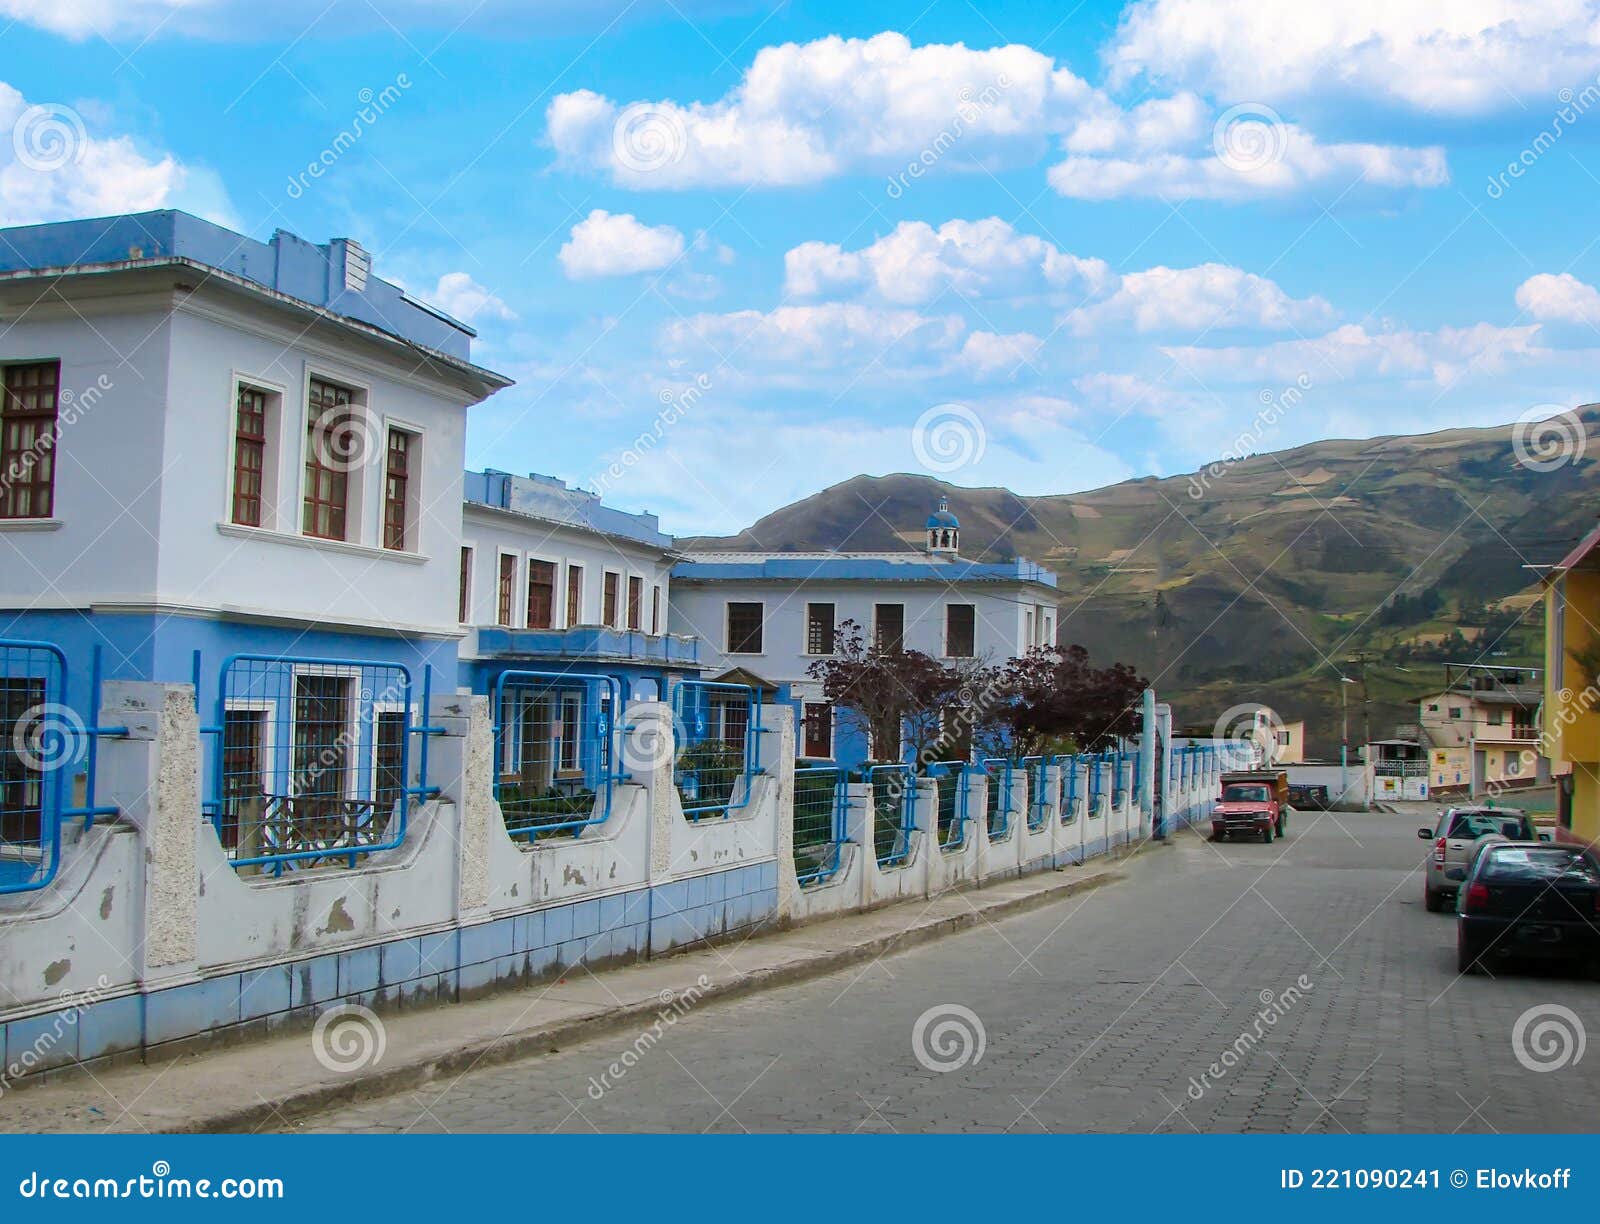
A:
[336, 239, 370, 293]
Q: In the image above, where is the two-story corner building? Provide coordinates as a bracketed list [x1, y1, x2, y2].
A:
[1416, 663, 1547, 797]
[1544, 525, 1600, 841]
[668, 497, 1060, 767]
[0, 209, 511, 721]
[457, 468, 701, 701]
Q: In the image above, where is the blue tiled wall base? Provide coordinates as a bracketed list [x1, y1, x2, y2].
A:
[1, 860, 779, 1079]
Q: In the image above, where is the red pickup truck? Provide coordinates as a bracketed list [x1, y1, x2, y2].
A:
[1211, 770, 1289, 843]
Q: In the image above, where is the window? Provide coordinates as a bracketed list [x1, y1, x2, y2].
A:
[1487, 709, 1504, 726]
[0, 361, 60, 519]
[727, 602, 764, 654]
[526, 559, 556, 629]
[628, 575, 643, 631]
[382, 427, 415, 551]
[302, 377, 356, 541]
[218, 706, 266, 851]
[945, 604, 975, 657]
[651, 585, 662, 635]
[602, 572, 621, 628]
[497, 554, 517, 627]
[1448, 706, 1463, 719]
[1276, 730, 1291, 745]
[566, 564, 583, 626]
[374, 711, 407, 818]
[1427, 703, 1439, 712]
[802, 702, 834, 759]
[806, 603, 835, 655]
[291, 674, 352, 810]
[558, 693, 582, 773]
[231, 384, 271, 527]
[0, 676, 46, 844]
[874, 603, 904, 652]
[458, 548, 473, 624]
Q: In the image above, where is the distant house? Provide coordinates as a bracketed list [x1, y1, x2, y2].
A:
[458, 469, 702, 701]
[1415, 663, 1546, 796]
[668, 496, 1059, 767]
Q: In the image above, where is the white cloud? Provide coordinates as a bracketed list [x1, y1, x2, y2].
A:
[1105, 1, 1600, 117]
[1068, 263, 1335, 334]
[1515, 272, 1600, 326]
[1162, 322, 1548, 386]
[558, 209, 685, 279]
[548, 31, 1100, 189]
[428, 271, 515, 323]
[660, 301, 1039, 382]
[784, 218, 1111, 305]
[1049, 123, 1447, 202]
[0, 84, 228, 226]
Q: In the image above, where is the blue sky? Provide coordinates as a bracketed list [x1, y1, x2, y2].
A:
[5, 0, 1600, 532]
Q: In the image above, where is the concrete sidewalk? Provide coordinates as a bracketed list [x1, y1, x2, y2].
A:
[2, 848, 1151, 1134]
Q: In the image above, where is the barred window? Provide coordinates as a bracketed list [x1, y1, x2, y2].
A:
[945, 604, 975, 657]
[727, 602, 763, 654]
[0, 361, 61, 520]
[874, 603, 904, 652]
[802, 702, 833, 759]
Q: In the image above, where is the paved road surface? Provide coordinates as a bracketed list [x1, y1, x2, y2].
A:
[294, 807, 1600, 1133]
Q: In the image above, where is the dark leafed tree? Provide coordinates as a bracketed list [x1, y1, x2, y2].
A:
[996, 644, 1149, 757]
[807, 619, 1001, 765]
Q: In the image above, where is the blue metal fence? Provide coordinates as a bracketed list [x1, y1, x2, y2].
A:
[205, 654, 436, 875]
[867, 763, 914, 868]
[0, 640, 124, 895]
[793, 764, 846, 886]
[929, 763, 967, 850]
[1056, 753, 1079, 824]
[1021, 756, 1049, 830]
[1088, 753, 1104, 812]
[982, 757, 1012, 839]
[493, 670, 623, 841]
[671, 680, 761, 819]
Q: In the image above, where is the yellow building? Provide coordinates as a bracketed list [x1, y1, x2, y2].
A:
[1544, 524, 1600, 842]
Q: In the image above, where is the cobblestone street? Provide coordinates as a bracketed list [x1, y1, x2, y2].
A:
[296, 808, 1600, 1133]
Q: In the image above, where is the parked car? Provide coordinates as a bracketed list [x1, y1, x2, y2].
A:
[1456, 842, 1600, 975]
[1287, 783, 1330, 810]
[1417, 806, 1543, 912]
[1211, 769, 1289, 843]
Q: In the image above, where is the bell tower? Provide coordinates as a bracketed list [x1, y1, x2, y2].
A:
[925, 495, 960, 556]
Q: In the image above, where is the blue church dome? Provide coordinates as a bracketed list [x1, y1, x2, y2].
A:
[925, 495, 960, 529]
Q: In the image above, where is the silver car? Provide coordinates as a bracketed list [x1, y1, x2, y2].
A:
[1417, 806, 1545, 912]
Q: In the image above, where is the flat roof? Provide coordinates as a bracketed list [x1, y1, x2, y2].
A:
[673, 553, 1058, 588]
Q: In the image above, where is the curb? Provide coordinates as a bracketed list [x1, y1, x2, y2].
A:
[180, 845, 1147, 1134]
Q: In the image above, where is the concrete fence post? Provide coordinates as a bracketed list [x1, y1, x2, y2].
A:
[98, 682, 199, 984]
[427, 690, 482, 920]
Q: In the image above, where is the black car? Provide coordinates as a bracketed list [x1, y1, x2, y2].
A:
[1287, 784, 1329, 810]
[1456, 842, 1600, 975]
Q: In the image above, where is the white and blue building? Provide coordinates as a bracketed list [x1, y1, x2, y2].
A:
[669, 497, 1060, 768]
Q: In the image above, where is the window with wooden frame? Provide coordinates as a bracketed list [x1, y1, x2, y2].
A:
[458, 548, 473, 624]
[805, 602, 835, 655]
[382, 427, 415, 551]
[726, 602, 764, 654]
[651, 586, 662, 635]
[603, 571, 620, 628]
[230, 383, 271, 528]
[874, 603, 905, 652]
[566, 564, 583, 626]
[526, 559, 556, 629]
[627, 575, 643, 630]
[302, 377, 356, 541]
[497, 554, 517, 627]
[0, 360, 61, 520]
[945, 604, 976, 658]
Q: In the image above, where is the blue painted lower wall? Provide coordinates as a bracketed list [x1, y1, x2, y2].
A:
[0, 860, 780, 1075]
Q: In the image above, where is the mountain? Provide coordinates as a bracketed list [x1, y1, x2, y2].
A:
[682, 410, 1600, 755]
